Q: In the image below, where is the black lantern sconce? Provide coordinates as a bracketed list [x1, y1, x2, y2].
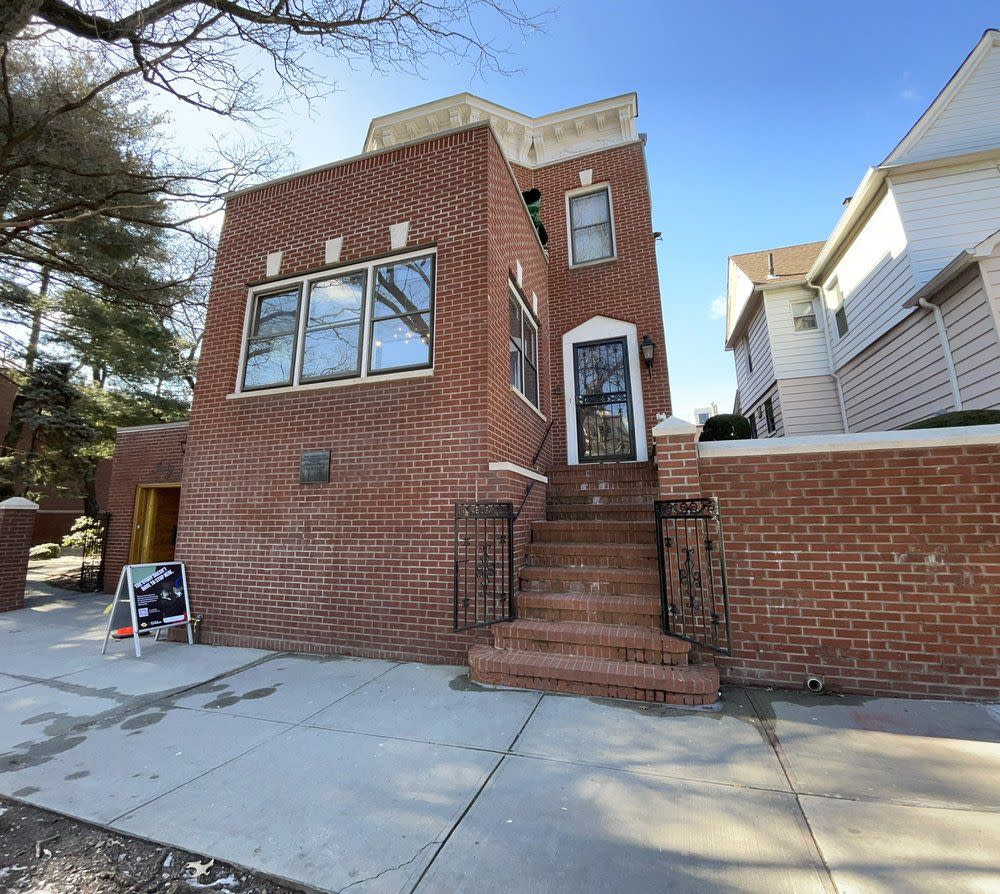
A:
[640, 334, 655, 377]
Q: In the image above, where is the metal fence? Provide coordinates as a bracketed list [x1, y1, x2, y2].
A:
[453, 501, 515, 631]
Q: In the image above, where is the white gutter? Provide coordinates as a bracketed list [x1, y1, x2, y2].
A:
[805, 281, 850, 433]
[917, 295, 963, 411]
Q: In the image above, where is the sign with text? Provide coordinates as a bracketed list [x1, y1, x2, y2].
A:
[102, 562, 194, 658]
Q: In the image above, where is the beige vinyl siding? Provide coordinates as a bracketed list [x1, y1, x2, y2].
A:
[776, 377, 844, 435]
[826, 192, 917, 368]
[764, 286, 830, 379]
[893, 42, 1000, 164]
[839, 266, 1000, 430]
[891, 163, 1000, 287]
[745, 383, 783, 438]
[941, 266, 1000, 409]
[733, 301, 775, 409]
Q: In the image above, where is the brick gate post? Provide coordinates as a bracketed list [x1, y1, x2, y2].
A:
[0, 496, 39, 612]
[651, 416, 702, 498]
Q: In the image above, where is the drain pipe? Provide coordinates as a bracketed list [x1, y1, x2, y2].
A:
[808, 282, 850, 433]
[917, 295, 963, 411]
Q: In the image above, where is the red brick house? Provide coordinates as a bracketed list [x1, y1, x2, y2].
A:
[105, 93, 726, 704]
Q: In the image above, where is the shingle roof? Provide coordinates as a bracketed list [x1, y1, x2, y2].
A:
[730, 241, 826, 286]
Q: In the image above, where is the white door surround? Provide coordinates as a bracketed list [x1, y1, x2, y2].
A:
[562, 315, 648, 465]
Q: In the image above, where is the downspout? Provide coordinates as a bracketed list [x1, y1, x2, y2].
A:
[917, 295, 963, 411]
[807, 282, 851, 433]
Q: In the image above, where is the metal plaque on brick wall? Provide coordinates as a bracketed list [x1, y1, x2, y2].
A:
[300, 449, 331, 484]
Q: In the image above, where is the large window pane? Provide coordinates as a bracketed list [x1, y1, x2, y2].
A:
[523, 361, 538, 407]
[244, 334, 295, 388]
[308, 272, 366, 326]
[301, 324, 361, 381]
[374, 256, 433, 317]
[570, 188, 614, 264]
[371, 314, 431, 371]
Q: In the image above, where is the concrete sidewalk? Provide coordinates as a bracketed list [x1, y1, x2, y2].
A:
[1, 583, 997, 893]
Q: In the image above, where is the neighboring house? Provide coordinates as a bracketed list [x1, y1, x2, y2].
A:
[725, 30, 1000, 435]
[104, 91, 675, 675]
[692, 402, 718, 425]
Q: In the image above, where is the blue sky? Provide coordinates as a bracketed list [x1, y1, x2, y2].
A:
[161, 1, 998, 420]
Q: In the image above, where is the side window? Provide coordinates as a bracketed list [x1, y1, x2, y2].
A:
[748, 413, 758, 438]
[764, 398, 776, 434]
[791, 299, 818, 332]
[567, 186, 615, 266]
[243, 288, 300, 390]
[508, 285, 539, 408]
[835, 306, 849, 338]
[827, 278, 849, 338]
[745, 337, 754, 374]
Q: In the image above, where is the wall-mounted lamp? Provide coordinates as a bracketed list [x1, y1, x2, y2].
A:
[640, 334, 655, 377]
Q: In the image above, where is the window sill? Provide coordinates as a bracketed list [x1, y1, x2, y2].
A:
[510, 384, 547, 421]
[228, 367, 433, 399]
[569, 255, 618, 271]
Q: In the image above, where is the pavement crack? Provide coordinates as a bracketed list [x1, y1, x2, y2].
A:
[336, 839, 441, 893]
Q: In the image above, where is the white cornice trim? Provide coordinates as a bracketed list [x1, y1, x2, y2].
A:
[488, 461, 547, 483]
[117, 421, 189, 434]
[698, 424, 1000, 457]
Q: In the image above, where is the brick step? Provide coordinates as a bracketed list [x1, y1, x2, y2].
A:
[493, 619, 689, 665]
[547, 463, 658, 486]
[532, 520, 655, 545]
[547, 482, 660, 498]
[521, 565, 659, 597]
[468, 645, 719, 706]
[526, 541, 658, 570]
[546, 503, 652, 522]
[517, 592, 661, 626]
[546, 492, 658, 508]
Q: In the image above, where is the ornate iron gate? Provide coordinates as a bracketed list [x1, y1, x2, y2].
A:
[78, 513, 111, 592]
[453, 502, 514, 630]
[654, 498, 732, 654]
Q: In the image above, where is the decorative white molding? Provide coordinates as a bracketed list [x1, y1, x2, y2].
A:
[579, 169, 593, 187]
[531, 291, 538, 314]
[510, 384, 547, 421]
[515, 259, 523, 286]
[698, 424, 1000, 457]
[0, 496, 39, 510]
[227, 368, 433, 400]
[265, 251, 283, 277]
[324, 237, 343, 265]
[117, 421, 189, 434]
[389, 222, 410, 250]
[362, 92, 639, 169]
[488, 461, 548, 483]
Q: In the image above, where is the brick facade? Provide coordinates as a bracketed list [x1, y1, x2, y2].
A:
[105, 423, 188, 591]
[0, 498, 38, 613]
[655, 426, 1000, 700]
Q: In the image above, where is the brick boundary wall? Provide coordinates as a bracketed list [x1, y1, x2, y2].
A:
[654, 419, 1000, 700]
[0, 497, 38, 613]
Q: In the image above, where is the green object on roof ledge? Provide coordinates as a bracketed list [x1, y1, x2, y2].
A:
[900, 409, 1000, 430]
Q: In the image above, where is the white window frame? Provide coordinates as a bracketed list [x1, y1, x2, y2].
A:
[508, 281, 540, 410]
[565, 183, 617, 268]
[825, 277, 849, 339]
[234, 246, 436, 396]
[791, 298, 818, 332]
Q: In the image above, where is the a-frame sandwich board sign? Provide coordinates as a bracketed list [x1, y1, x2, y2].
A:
[102, 562, 194, 658]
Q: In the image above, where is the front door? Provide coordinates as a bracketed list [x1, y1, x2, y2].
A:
[130, 485, 181, 564]
[573, 337, 637, 463]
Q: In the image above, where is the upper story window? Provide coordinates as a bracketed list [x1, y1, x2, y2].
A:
[745, 336, 754, 374]
[826, 278, 849, 339]
[509, 283, 539, 408]
[764, 397, 776, 434]
[239, 249, 435, 393]
[567, 185, 616, 266]
[791, 299, 818, 332]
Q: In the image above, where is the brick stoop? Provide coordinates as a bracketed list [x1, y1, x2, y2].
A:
[468, 461, 721, 705]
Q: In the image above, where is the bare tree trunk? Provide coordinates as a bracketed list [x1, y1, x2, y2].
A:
[24, 266, 48, 373]
[0, 0, 43, 44]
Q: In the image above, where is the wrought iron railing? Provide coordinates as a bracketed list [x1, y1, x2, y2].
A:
[515, 419, 553, 519]
[654, 497, 732, 654]
[453, 501, 515, 630]
[79, 512, 111, 592]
